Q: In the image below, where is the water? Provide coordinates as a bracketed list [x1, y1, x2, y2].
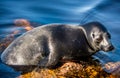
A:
[0, 0, 120, 77]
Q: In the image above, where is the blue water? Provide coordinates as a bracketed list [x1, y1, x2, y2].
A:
[0, 0, 120, 77]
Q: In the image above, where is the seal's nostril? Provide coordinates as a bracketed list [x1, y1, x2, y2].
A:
[109, 45, 114, 51]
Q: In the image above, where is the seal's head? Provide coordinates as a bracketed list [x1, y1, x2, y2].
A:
[82, 22, 114, 52]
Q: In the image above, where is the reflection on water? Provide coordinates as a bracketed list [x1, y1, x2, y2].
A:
[0, 0, 120, 76]
[0, 62, 20, 78]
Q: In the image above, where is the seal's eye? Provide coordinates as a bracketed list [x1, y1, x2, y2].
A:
[92, 33, 95, 38]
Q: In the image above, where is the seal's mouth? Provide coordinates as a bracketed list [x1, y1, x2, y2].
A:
[101, 45, 115, 52]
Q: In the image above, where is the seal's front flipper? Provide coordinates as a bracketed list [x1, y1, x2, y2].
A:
[46, 51, 61, 68]
[38, 57, 49, 68]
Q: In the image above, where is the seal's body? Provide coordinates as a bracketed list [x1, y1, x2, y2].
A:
[1, 22, 114, 68]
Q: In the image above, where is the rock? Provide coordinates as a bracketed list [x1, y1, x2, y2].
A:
[19, 59, 117, 78]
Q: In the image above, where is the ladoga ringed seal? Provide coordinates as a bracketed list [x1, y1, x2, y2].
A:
[1, 22, 114, 68]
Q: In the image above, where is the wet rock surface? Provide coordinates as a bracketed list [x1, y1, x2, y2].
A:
[19, 60, 119, 78]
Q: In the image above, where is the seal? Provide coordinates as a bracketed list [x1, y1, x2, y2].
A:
[1, 22, 114, 68]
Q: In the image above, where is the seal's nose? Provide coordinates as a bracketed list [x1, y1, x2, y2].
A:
[108, 45, 114, 51]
